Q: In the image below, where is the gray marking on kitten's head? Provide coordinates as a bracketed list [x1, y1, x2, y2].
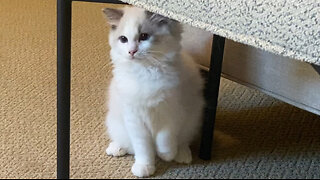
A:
[102, 8, 124, 30]
[103, 7, 182, 37]
[142, 11, 182, 39]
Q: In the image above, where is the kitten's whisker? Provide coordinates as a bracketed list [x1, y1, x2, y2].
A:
[147, 51, 173, 62]
[147, 50, 166, 55]
[146, 56, 162, 66]
[104, 61, 114, 67]
[150, 54, 172, 63]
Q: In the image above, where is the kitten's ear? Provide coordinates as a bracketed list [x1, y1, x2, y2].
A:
[102, 8, 124, 29]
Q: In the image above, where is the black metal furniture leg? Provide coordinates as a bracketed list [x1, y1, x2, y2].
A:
[199, 35, 225, 160]
[312, 64, 320, 75]
[57, 0, 72, 179]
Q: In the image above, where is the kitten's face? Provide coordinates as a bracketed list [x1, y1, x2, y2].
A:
[103, 7, 182, 64]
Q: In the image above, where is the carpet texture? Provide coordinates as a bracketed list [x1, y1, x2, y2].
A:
[121, 0, 320, 66]
[1, 0, 320, 179]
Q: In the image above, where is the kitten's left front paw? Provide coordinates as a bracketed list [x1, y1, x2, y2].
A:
[131, 163, 155, 178]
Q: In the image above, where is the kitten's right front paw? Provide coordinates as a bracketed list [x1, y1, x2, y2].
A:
[106, 142, 127, 157]
[131, 163, 156, 178]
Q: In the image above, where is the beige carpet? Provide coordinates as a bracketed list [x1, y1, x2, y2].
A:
[1, 0, 320, 179]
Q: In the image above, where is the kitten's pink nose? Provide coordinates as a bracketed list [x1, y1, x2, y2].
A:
[129, 49, 138, 56]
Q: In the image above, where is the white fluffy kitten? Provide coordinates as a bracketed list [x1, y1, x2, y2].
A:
[102, 6, 204, 177]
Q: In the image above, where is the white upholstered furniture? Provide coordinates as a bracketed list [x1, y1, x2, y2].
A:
[122, 0, 320, 115]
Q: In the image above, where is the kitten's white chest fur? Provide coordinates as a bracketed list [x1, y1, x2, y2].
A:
[103, 6, 204, 178]
[112, 58, 180, 106]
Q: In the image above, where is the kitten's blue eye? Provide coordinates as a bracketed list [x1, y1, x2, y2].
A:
[139, 33, 150, 41]
[119, 36, 128, 43]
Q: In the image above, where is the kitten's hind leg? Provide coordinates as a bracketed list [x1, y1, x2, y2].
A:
[155, 130, 178, 162]
[106, 141, 128, 157]
[174, 144, 192, 164]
